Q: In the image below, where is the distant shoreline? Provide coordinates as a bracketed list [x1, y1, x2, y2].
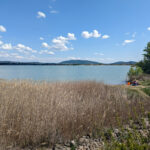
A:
[0, 64, 133, 66]
[0, 60, 136, 66]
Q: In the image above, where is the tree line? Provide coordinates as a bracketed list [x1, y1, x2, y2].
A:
[128, 42, 150, 81]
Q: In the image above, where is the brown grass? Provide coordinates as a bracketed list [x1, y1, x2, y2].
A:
[0, 80, 149, 149]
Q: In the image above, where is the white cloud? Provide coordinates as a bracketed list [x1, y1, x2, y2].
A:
[0, 40, 3, 45]
[39, 50, 55, 55]
[147, 27, 150, 31]
[52, 36, 70, 51]
[0, 25, 6, 32]
[0, 41, 37, 54]
[50, 10, 59, 14]
[82, 31, 92, 39]
[28, 55, 36, 60]
[81, 30, 101, 39]
[37, 11, 46, 18]
[15, 44, 37, 53]
[15, 55, 24, 59]
[92, 30, 101, 38]
[123, 39, 135, 45]
[51, 33, 76, 51]
[0, 43, 12, 50]
[42, 42, 50, 48]
[102, 35, 110, 39]
[0, 51, 24, 59]
[67, 33, 76, 40]
[42, 33, 76, 51]
[0, 51, 10, 57]
[40, 37, 44, 40]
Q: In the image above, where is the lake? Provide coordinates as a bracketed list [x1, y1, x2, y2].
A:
[0, 65, 130, 85]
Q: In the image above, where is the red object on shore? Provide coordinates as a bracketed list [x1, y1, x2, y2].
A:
[127, 82, 131, 85]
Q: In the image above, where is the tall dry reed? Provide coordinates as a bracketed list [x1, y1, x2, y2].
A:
[0, 80, 149, 148]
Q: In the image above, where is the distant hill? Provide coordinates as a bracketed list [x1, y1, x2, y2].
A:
[59, 60, 102, 65]
[110, 61, 137, 65]
[0, 61, 57, 65]
[0, 60, 136, 65]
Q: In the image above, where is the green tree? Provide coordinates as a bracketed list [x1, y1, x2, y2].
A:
[128, 66, 143, 81]
[137, 42, 150, 74]
[144, 42, 150, 61]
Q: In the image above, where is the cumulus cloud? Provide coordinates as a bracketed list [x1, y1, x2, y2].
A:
[0, 25, 6, 32]
[39, 50, 54, 55]
[52, 33, 76, 51]
[0, 43, 12, 50]
[147, 27, 150, 31]
[42, 42, 50, 48]
[15, 44, 37, 53]
[15, 55, 24, 59]
[42, 33, 76, 51]
[0, 51, 24, 59]
[82, 30, 101, 39]
[52, 36, 70, 51]
[0, 41, 37, 54]
[123, 39, 135, 45]
[81, 31, 92, 39]
[37, 11, 46, 18]
[92, 30, 101, 38]
[0, 40, 3, 45]
[67, 33, 76, 40]
[102, 35, 110, 39]
[0, 51, 10, 57]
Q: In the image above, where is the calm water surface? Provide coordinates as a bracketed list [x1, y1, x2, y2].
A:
[0, 65, 130, 85]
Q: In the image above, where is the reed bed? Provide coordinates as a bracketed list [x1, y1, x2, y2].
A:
[0, 80, 149, 149]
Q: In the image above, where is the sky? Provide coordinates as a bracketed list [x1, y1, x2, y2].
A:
[0, 0, 150, 63]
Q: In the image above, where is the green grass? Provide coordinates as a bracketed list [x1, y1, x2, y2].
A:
[141, 87, 150, 96]
[126, 88, 141, 99]
[140, 80, 150, 86]
[103, 114, 150, 150]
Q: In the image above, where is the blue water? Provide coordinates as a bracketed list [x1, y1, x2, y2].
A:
[0, 65, 130, 85]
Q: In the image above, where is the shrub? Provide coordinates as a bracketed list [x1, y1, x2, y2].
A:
[128, 66, 143, 81]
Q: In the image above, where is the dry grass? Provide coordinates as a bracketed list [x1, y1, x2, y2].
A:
[0, 80, 149, 149]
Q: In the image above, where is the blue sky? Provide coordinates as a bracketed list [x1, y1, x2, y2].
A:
[0, 0, 150, 63]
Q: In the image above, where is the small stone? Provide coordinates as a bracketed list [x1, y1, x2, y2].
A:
[114, 129, 119, 134]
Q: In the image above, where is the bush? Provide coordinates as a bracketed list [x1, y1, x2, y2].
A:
[128, 66, 143, 81]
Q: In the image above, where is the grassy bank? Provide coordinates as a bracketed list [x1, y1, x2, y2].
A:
[0, 80, 149, 149]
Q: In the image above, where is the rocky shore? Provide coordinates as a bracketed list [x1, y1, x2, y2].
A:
[10, 114, 150, 150]
[52, 116, 150, 150]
